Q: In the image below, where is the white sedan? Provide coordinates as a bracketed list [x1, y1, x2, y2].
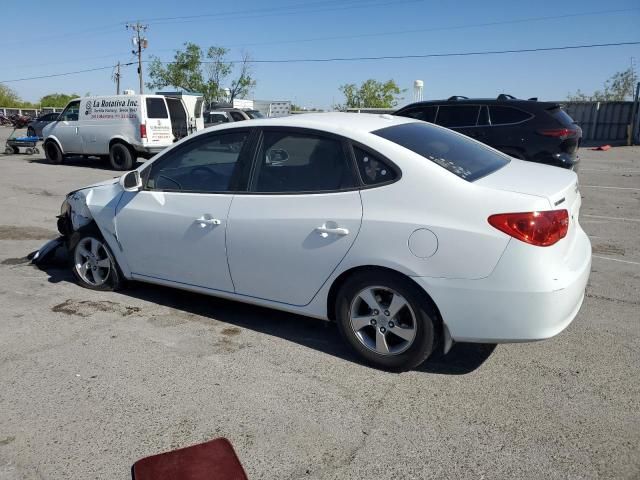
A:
[50, 113, 591, 370]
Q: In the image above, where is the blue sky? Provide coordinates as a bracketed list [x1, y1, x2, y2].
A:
[1, 0, 639, 109]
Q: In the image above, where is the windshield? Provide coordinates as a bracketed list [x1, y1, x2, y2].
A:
[373, 122, 509, 181]
[245, 110, 264, 119]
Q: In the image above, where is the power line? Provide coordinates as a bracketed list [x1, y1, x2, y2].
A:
[0, 65, 132, 83]
[228, 7, 640, 48]
[8, 7, 638, 70]
[1, 41, 639, 83]
[139, 0, 415, 25]
[135, 0, 385, 23]
[190, 41, 640, 64]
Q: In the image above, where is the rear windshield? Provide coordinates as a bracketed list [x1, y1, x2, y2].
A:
[549, 107, 575, 126]
[146, 98, 168, 119]
[373, 122, 509, 181]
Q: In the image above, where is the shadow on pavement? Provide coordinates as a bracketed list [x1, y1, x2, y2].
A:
[29, 155, 145, 170]
[34, 251, 495, 375]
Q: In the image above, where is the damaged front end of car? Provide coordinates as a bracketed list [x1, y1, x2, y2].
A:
[31, 175, 129, 266]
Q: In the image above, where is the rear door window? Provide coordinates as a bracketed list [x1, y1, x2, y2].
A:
[373, 122, 509, 181]
[435, 105, 480, 128]
[397, 106, 437, 123]
[489, 106, 531, 125]
[548, 107, 576, 126]
[146, 98, 169, 119]
[252, 130, 356, 193]
[229, 111, 246, 122]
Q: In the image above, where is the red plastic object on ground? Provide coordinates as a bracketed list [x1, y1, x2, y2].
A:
[589, 145, 612, 151]
[132, 438, 249, 480]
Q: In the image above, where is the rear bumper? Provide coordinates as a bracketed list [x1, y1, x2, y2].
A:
[412, 229, 591, 343]
[135, 145, 167, 155]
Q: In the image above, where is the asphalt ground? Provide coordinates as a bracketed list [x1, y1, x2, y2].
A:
[0, 128, 638, 479]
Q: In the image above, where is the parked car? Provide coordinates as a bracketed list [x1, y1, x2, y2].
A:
[244, 109, 265, 119]
[42, 93, 205, 170]
[47, 113, 591, 371]
[204, 108, 251, 127]
[394, 95, 582, 169]
[27, 112, 60, 138]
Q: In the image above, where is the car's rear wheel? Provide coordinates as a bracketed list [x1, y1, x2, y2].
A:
[109, 142, 134, 170]
[336, 271, 437, 371]
[44, 141, 64, 164]
[71, 232, 124, 291]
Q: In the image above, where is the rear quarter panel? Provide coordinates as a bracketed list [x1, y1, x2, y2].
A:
[334, 132, 551, 280]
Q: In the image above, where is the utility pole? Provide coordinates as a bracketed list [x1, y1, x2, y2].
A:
[126, 22, 148, 94]
[114, 62, 121, 94]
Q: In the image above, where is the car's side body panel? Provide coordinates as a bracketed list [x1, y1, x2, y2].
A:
[226, 191, 363, 306]
[56, 113, 590, 345]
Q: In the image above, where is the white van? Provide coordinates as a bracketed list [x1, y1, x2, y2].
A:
[42, 93, 204, 170]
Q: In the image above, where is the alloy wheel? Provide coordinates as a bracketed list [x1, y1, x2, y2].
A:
[74, 237, 112, 287]
[349, 286, 417, 356]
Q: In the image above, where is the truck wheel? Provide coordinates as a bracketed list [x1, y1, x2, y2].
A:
[109, 143, 134, 170]
[45, 141, 64, 164]
[4, 147, 13, 155]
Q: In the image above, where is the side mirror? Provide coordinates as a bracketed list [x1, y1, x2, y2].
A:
[120, 170, 142, 192]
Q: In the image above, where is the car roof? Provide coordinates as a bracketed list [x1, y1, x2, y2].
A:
[214, 112, 415, 133]
[398, 98, 558, 110]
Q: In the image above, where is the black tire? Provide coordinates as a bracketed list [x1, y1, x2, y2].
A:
[69, 229, 125, 291]
[26, 127, 36, 137]
[336, 271, 438, 371]
[44, 141, 64, 164]
[109, 142, 134, 170]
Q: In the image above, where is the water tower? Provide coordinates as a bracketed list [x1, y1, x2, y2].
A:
[413, 80, 424, 102]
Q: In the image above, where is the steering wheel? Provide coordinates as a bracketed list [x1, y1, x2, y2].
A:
[191, 165, 223, 188]
[157, 175, 182, 190]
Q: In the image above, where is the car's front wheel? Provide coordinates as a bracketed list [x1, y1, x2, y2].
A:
[44, 141, 63, 164]
[70, 232, 124, 291]
[336, 271, 437, 371]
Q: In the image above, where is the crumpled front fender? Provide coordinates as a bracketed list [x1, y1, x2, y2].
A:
[59, 178, 133, 278]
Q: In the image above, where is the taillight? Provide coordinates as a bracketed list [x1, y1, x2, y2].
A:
[537, 128, 576, 140]
[140, 123, 147, 139]
[488, 210, 569, 247]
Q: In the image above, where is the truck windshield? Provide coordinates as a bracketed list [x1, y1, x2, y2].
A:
[373, 122, 509, 181]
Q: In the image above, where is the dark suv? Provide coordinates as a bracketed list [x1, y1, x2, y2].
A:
[394, 95, 582, 169]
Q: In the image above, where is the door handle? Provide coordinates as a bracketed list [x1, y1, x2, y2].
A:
[195, 216, 221, 227]
[315, 225, 349, 238]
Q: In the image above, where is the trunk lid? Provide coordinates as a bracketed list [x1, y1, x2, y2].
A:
[476, 158, 579, 208]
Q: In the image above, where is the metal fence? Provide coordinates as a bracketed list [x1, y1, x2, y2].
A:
[560, 101, 639, 145]
[0, 107, 64, 117]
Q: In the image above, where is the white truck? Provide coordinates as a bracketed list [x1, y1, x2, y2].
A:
[42, 92, 204, 170]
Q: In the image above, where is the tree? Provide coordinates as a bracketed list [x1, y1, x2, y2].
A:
[337, 79, 404, 109]
[567, 67, 637, 101]
[147, 43, 256, 106]
[39, 93, 79, 107]
[0, 84, 22, 106]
